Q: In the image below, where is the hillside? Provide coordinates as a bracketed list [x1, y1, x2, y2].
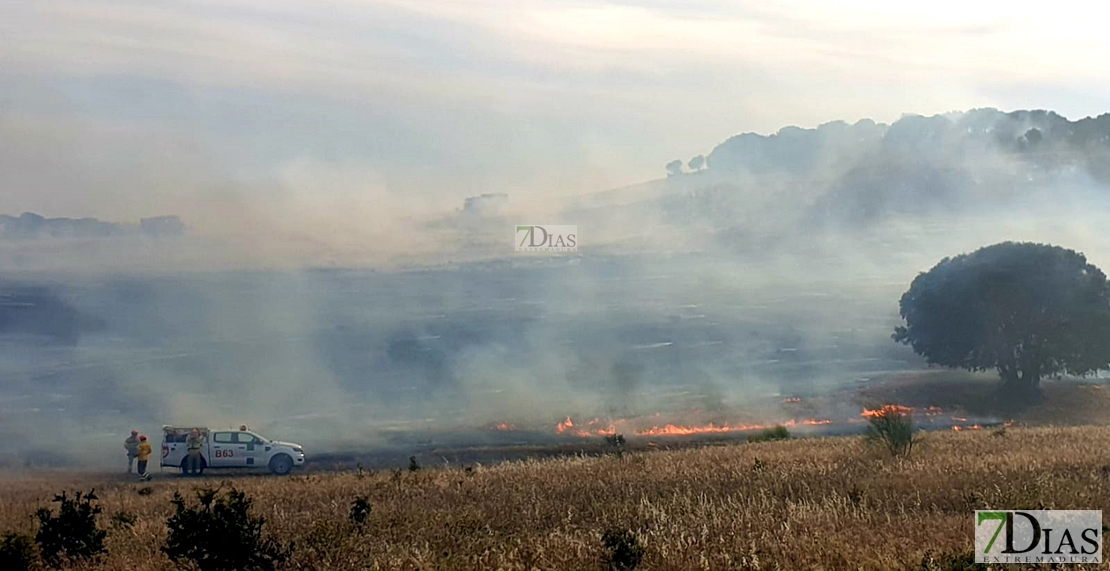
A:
[0, 213, 185, 240]
[558, 108, 1110, 255]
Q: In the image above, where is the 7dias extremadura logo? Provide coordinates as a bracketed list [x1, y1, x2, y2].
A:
[515, 225, 577, 252]
[975, 510, 1102, 564]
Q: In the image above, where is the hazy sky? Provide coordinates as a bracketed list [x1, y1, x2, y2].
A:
[2, 0, 1109, 222]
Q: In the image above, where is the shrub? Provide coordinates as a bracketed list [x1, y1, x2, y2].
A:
[408, 456, 420, 472]
[601, 528, 644, 570]
[348, 496, 371, 528]
[162, 486, 291, 571]
[110, 512, 137, 530]
[0, 531, 41, 571]
[34, 490, 106, 568]
[605, 433, 627, 458]
[847, 486, 864, 507]
[864, 409, 920, 457]
[746, 425, 790, 443]
[304, 520, 348, 552]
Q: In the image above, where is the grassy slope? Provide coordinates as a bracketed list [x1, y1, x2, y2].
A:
[2, 424, 1109, 570]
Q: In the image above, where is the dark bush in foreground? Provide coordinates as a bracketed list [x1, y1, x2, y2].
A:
[601, 529, 644, 570]
[0, 531, 41, 571]
[348, 496, 371, 528]
[747, 425, 790, 443]
[163, 486, 290, 571]
[34, 490, 106, 567]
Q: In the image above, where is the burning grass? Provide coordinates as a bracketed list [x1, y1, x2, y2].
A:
[2, 426, 1109, 570]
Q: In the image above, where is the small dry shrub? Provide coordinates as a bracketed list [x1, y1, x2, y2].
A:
[110, 511, 137, 530]
[864, 409, 920, 457]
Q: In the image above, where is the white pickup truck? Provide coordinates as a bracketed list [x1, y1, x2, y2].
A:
[160, 426, 306, 475]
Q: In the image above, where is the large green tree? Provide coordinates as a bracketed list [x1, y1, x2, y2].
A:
[893, 241, 1110, 400]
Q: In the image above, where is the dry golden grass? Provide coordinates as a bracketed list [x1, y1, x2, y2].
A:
[2, 425, 1109, 570]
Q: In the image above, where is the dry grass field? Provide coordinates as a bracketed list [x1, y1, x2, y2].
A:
[3, 421, 1110, 571]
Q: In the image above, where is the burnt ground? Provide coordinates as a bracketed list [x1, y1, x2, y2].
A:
[850, 369, 1110, 423]
[302, 370, 1110, 472]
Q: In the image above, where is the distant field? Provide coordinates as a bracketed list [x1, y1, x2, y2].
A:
[3, 381, 1109, 570]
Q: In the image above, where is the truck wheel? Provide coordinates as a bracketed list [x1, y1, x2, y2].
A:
[269, 454, 293, 475]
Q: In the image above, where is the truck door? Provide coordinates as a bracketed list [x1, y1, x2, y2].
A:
[162, 432, 184, 468]
[210, 432, 245, 467]
[235, 432, 265, 468]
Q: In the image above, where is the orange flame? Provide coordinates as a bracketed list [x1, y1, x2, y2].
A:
[861, 404, 914, 418]
[636, 423, 761, 436]
[633, 418, 833, 437]
[783, 397, 802, 404]
[556, 416, 618, 437]
[493, 422, 515, 431]
[553, 405, 982, 439]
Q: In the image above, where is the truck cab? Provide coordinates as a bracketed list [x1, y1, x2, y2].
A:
[161, 425, 305, 475]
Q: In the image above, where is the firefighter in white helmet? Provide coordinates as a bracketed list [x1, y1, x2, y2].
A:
[124, 429, 140, 473]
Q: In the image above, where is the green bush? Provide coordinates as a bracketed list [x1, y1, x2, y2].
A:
[0, 531, 41, 571]
[162, 486, 291, 571]
[34, 490, 106, 568]
[864, 409, 920, 457]
[746, 425, 790, 443]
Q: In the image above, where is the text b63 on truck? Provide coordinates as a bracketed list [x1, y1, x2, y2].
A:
[161, 425, 305, 475]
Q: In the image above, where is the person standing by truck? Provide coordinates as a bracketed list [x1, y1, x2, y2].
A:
[136, 435, 152, 481]
[124, 429, 140, 473]
[186, 428, 204, 476]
